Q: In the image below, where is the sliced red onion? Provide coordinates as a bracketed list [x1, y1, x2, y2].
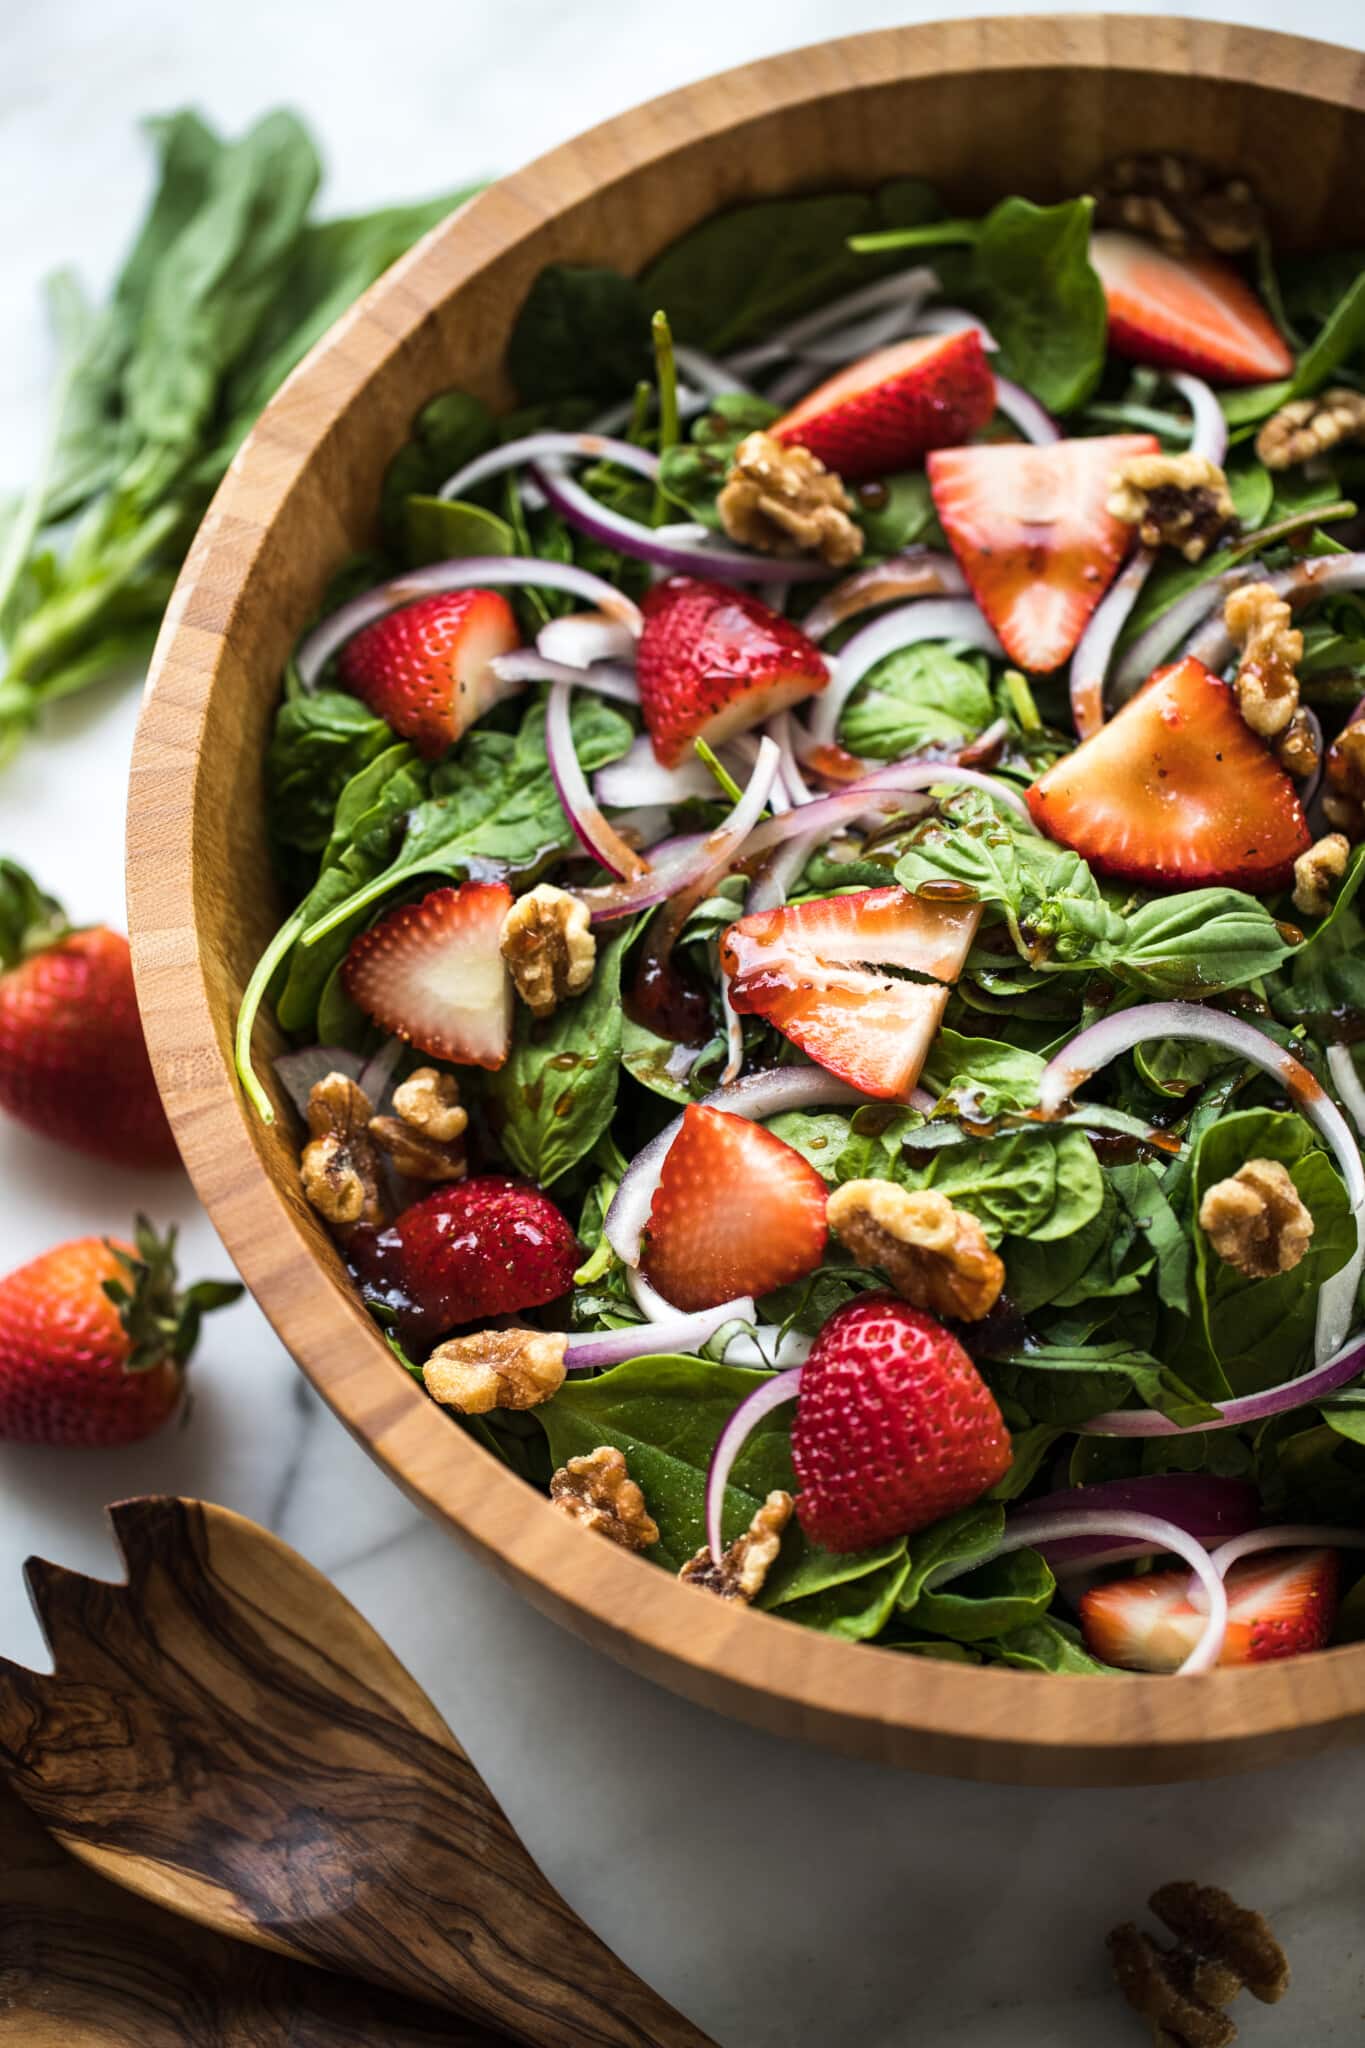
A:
[1329, 1043, 1365, 1139]
[536, 612, 638, 668]
[296, 559, 642, 686]
[913, 306, 999, 350]
[439, 431, 660, 503]
[1069, 546, 1155, 738]
[565, 1301, 757, 1372]
[1040, 1002, 1365, 1363]
[1081, 1331, 1365, 1438]
[746, 832, 823, 917]
[357, 1034, 405, 1107]
[803, 551, 968, 642]
[958, 716, 1011, 767]
[1168, 373, 1227, 468]
[994, 377, 1061, 445]
[704, 1366, 805, 1565]
[1111, 562, 1265, 699]
[1185, 551, 1365, 673]
[930, 1511, 1228, 1674]
[273, 1045, 363, 1119]
[627, 1264, 755, 1332]
[594, 733, 717, 808]
[577, 737, 780, 923]
[807, 600, 1006, 746]
[1022, 1475, 1260, 1570]
[531, 463, 830, 584]
[796, 298, 928, 366]
[670, 344, 755, 398]
[741, 763, 1028, 864]
[770, 708, 814, 804]
[720, 1327, 815, 1369]
[546, 679, 648, 881]
[1209, 1525, 1365, 1575]
[492, 650, 639, 704]
[720, 972, 745, 1083]
[604, 1067, 865, 1267]
[725, 267, 940, 376]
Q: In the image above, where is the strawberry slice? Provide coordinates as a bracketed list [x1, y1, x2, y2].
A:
[636, 577, 827, 767]
[640, 1103, 829, 1312]
[1090, 231, 1293, 386]
[1080, 1547, 1339, 1672]
[342, 881, 513, 1067]
[927, 434, 1158, 672]
[339, 590, 521, 758]
[724, 885, 981, 985]
[772, 329, 996, 481]
[1026, 653, 1311, 890]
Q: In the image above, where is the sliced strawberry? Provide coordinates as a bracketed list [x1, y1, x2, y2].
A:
[640, 1103, 829, 1312]
[636, 578, 827, 767]
[339, 590, 521, 758]
[772, 329, 996, 480]
[1090, 231, 1293, 386]
[1080, 1547, 1339, 1672]
[927, 434, 1159, 672]
[724, 885, 982, 986]
[1026, 654, 1311, 890]
[342, 881, 513, 1067]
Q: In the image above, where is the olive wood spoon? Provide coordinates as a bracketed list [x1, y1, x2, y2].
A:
[0, 1497, 712, 2048]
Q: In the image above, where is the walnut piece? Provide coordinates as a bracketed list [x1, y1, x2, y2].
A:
[1292, 831, 1351, 918]
[1255, 387, 1365, 470]
[1092, 152, 1263, 256]
[1107, 452, 1237, 563]
[680, 1491, 793, 1602]
[549, 1447, 660, 1550]
[369, 1066, 467, 1182]
[1150, 1884, 1290, 2007]
[1198, 1158, 1314, 1279]
[423, 1328, 568, 1415]
[1273, 707, 1320, 779]
[1323, 722, 1365, 842]
[300, 1073, 385, 1230]
[1108, 1924, 1237, 2048]
[717, 430, 863, 568]
[500, 884, 596, 1020]
[828, 1179, 1005, 1321]
[1109, 1882, 1289, 2047]
[1223, 582, 1302, 739]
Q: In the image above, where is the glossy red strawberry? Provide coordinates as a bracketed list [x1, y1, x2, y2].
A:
[639, 1104, 829, 1313]
[0, 860, 178, 1168]
[1026, 653, 1311, 890]
[342, 881, 513, 1068]
[1090, 231, 1293, 386]
[927, 434, 1159, 672]
[773, 329, 996, 479]
[0, 1219, 241, 1447]
[791, 1294, 1012, 1552]
[339, 590, 521, 757]
[1080, 1547, 1339, 1672]
[636, 578, 827, 767]
[380, 1175, 579, 1336]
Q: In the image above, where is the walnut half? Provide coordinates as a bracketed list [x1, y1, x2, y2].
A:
[827, 1180, 1005, 1321]
[1092, 152, 1263, 256]
[370, 1066, 468, 1181]
[1255, 387, 1365, 470]
[500, 884, 596, 1020]
[1197, 1158, 1314, 1279]
[680, 1492, 793, 1602]
[1107, 452, 1236, 563]
[300, 1073, 385, 1230]
[717, 430, 863, 568]
[1223, 582, 1302, 740]
[423, 1328, 567, 1414]
[549, 1447, 660, 1550]
[1292, 832, 1350, 919]
[1108, 1881, 1289, 2047]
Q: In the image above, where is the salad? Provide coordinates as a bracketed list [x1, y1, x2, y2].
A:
[238, 157, 1365, 1678]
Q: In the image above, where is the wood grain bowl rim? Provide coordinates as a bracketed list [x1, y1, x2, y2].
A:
[128, 15, 1365, 1783]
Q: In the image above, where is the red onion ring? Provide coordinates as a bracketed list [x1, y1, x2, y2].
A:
[742, 764, 1029, 864]
[703, 1366, 805, 1565]
[1080, 1331, 1365, 1438]
[1110, 561, 1265, 699]
[725, 267, 940, 376]
[577, 737, 780, 923]
[1208, 1525, 1365, 1575]
[531, 463, 831, 585]
[1068, 546, 1156, 738]
[1168, 372, 1227, 468]
[492, 650, 639, 704]
[1184, 550, 1365, 673]
[564, 1299, 757, 1373]
[536, 613, 638, 668]
[1022, 1475, 1260, 1571]
[594, 733, 719, 809]
[546, 679, 648, 881]
[993, 376, 1061, 445]
[807, 599, 1006, 747]
[439, 431, 660, 504]
[803, 551, 969, 642]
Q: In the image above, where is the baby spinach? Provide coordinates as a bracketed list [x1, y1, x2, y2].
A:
[985, 1338, 1217, 1429]
[911, 1546, 1055, 1643]
[838, 643, 994, 758]
[265, 688, 395, 882]
[764, 1542, 912, 1642]
[506, 265, 652, 404]
[400, 495, 514, 566]
[989, 1617, 1117, 1674]
[896, 1502, 1004, 1614]
[1221, 267, 1365, 429]
[845, 1121, 1105, 1248]
[379, 389, 498, 540]
[657, 395, 781, 530]
[971, 197, 1107, 414]
[918, 1027, 1045, 1114]
[762, 1109, 856, 1179]
[1271, 844, 1365, 1037]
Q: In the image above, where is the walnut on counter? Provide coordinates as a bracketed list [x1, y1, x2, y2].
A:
[1292, 831, 1351, 918]
[1223, 582, 1302, 740]
[1107, 452, 1237, 563]
[827, 1180, 1005, 1322]
[1255, 387, 1365, 470]
[1109, 1881, 1289, 2047]
[300, 1072, 385, 1230]
[716, 430, 863, 568]
[1197, 1158, 1314, 1279]
[1092, 152, 1263, 256]
[369, 1066, 468, 1182]
[1108, 1924, 1237, 2048]
[423, 1328, 567, 1415]
[1323, 721, 1365, 841]
[500, 884, 596, 1020]
[548, 1447, 660, 1551]
[680, 1492, 793, 1603]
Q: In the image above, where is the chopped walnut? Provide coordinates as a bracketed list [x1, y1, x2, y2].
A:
[1323, 722, 1365, 841]
[423, 1328, 568, 1415]
[500, 884, 595, 1020]
[716, 430, 863, 568]
[1273, 707, 1320, 779]
[1109, 1882, 1289, 2047]
[1255, 387, 1365, 470]
[1223, 582, 1302, 739]
[827, 1179, 1005, 1321]
[300, 1073, 385, 1230]
[1092, 153, 1263, 256]
[369, 1066, 467, 1181]
[680, 1492, 793, 1602]
[1292, 831, 1351, 918]
[1198, 1158, 1314, 1279]
[1108, 1924, 1238, 2048]
[1107, 452, 1237, 563]
[549, 1447, 659, 1550]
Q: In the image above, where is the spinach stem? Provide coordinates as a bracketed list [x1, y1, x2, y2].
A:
[234, 906, 308, 1122]
[1003, 670, 1042, 733]
[626, 379, 653, 447]
[694, 737, 744, 804]
[847, 219, 981, 254]
[651, 309, 679, 527]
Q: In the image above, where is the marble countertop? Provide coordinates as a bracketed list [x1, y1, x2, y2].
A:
[4, 2, 1365, 2040]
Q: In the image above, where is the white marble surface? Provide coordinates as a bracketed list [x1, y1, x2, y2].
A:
[4, 3, 1365, 2041]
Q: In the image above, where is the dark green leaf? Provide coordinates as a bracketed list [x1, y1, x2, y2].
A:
[506, 265, 651, 404]
[971, 197, 1106, 414]
[839, 643, 993, 758]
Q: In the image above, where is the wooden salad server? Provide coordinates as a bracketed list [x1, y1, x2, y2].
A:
[0, 1497, 713, 2048]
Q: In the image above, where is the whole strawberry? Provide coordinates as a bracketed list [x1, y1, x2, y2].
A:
[791, 1293, 1012, 1552]
[0, 859, 179, 1167]
[356, 1175, 580, 1342]
[0, 1219, 242, 1447]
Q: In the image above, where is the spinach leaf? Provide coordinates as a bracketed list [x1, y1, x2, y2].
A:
[1221, 268, 1365, 429]
[1271, 844, 1365, 1036]
[853, 468, 941, 555]
[506, 265, 652, 404]
[919, 1028, 1044, 1114]
[986, 1338, 1217, 1429]
[880, 1124, 1105, 1247]
[839, 644, 993, 758]
[764, 1543, 912, 1642]
[265, 689, 394, 878]
[657, 395, 781, 530]
[970, 198, 1107, 414]
[400, 495, 514, 566]
[762, 1110, 855, 1180]
[897, 1503, 1004, 1613]
[912, 1547, 1055, 1643]
[989, 1617, 1118, 1674]
[379, 390, 498, 540]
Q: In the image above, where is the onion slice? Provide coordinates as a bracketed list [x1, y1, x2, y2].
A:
[439, 430, 660, 502]
[1208, 1525, 1365, 1575]
[565, 1300, 756, 1373]
[594, 733, 718, 808]
[1021, 1474, 1260, 1571]
[1186, 550, 1365, 673]
[537, 613, 638, 668]
[725, 267, 940, 375]
[803, 551, 968, 642]
[532, 464, 831, 585]
[994, 376, 1061, 445]
[1329, 1042, 1365, 1139]
[807, 599, 1005, 747]
[1068, 546, 1155, 738]
[704, 1366, 805, 1565]
[546, 679, 648, 881]
[493, 650, 639, 703]
[1080, 1330, 1365, 1437]
[1168, 372, 1227, 467]
[742, 763, 1030, 864]
[577, 738, 779, 923]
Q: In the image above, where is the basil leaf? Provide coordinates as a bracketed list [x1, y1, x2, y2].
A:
[1112, 889, 1297, 998]
[839, 643, 994, 758]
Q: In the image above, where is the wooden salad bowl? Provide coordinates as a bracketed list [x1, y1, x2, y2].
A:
[127, 15, 1365, 1785]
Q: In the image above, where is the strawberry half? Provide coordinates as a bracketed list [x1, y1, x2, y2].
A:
[339, 590, 521, 758]
[772, 329, 996, 481]
[1080, 1547, 1339, 1672]
[636, 577, 827, 767]
[791, 1293, 1012, 1551]
[342, 881, 513, 1067]
[1026, 653, 1311, 891]
[928, 434, 1159, 672]
[721, 886, 980, 1101]
[640, 1104, 829, 1313]
[1090, 231, 1293, 386]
